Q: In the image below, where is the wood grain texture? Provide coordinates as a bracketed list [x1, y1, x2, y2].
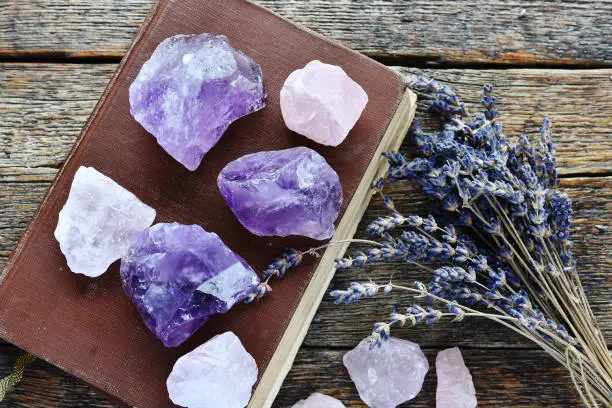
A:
[1, 1, 611, 66]
[277, 347, 586, 407]
[1, 64, 610, 180]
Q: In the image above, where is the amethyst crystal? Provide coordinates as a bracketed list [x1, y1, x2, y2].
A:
[129, 34, 266, 171]
[217, 147, 343, 240]
[120, 222, 259, 347]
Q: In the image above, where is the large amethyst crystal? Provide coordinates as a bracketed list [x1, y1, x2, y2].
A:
[217, 146, 343, 240]
[120, 222, 259, 347]
[129, 34, 266, 171]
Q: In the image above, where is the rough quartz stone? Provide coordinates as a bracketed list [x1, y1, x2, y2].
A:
[54, 166, 156, 277]
[217, 146, 343, 240]
[120, 223, 259, 347]
[129, 34, 266, 171]
[292, 393, 346, 408]
[343, 337, 429, 408]
[436, 347, 477, 408]
[280, 60, 368, 146]
[167, 331, 257, 408]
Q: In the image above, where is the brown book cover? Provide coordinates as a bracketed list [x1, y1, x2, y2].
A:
[0, 0, 415, 407]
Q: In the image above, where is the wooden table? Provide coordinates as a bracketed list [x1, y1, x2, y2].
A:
[1, 1, 610, 406]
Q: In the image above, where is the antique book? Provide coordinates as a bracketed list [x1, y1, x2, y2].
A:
[0, 0, 416, 406]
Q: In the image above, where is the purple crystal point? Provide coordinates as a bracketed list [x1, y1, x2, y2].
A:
[218, 147, 343, 240]
[129, 34, 266, 171]
[120, 222, 259, 347]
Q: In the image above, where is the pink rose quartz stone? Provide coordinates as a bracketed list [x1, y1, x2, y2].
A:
[280, 60, 368, 146]
[292, 392, 346, 408]
[436, 347, 477, 408]
[167, 331, 257, 408]
[54, 166, 156, 277]
[343, 337, 428, 408]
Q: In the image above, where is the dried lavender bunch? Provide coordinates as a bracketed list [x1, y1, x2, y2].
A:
[328, 77, 611, 407]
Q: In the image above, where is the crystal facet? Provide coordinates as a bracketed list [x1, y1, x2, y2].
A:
[167, 331, 257, 408]
[54, 166, 156, 277]
[280, 60, 368, 146]
[217, 146, 343, 240]
[129, 34, 266, 171]
[436, 347, 477, 408]
[120, 223, 259, 347]
[292, 393, 346, 408]
[343, 337, 429, 408]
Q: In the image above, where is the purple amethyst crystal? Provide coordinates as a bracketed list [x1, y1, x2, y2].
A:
[129, 34, 266, 171]
[217, 147, 343, 240]
[120, 222, 259, 347]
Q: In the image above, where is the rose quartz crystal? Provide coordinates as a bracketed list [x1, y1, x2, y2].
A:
[343, 337, 428, 408]
[167, 331, 257, 408]
[436, 347, 477, 408]
[280, 60, 368, 146]
[292, 393, 346, 408]
[54, 166, 156, 277]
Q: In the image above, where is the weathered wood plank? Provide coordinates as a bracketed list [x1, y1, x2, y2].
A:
[1, 64, 610, 178]
[1, 1, 611, 66]
[0, 340, 584, 407]
[0, 342, 113, 408]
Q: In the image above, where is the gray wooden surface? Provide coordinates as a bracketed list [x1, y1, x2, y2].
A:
[0, 1, 611, 407]
[2, 1, 612, 66]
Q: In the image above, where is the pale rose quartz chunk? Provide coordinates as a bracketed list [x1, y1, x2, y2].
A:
[343, 337, 428, 408]
[54, 166, 155, 277]
[436, 347, 477, 408]
[167, 332, 257, 408]
[280, 60, 368, 146]
[292, 392, 346, 408]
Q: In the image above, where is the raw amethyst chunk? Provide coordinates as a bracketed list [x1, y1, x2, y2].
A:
[217, 146, 343, 240]
[129, 34, 266, 171]
[120, 222, 259, 347]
